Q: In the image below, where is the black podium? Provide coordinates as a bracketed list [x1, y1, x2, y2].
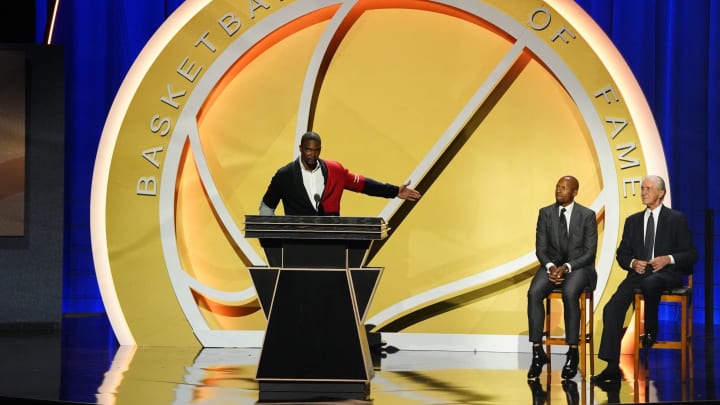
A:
[244, 215, 387, 401]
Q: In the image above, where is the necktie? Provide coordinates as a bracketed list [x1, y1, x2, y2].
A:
[644, 212, 655, 260]
[559, 208, 569, 258]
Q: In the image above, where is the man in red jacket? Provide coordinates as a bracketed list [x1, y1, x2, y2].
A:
[260, 131, 421, 216]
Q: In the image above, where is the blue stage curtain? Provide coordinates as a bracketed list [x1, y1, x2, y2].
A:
[49, 0, 719, 322]
[50, 0, 184, 313]
[576, 0, 720, 325]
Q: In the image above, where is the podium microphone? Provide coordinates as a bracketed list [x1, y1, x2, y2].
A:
[314, 193, 321, 213]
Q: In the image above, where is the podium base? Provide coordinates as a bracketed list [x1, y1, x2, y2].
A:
[258, 381, 370, 402]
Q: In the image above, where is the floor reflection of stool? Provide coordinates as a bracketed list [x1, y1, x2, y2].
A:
[544, 286, 594, 379]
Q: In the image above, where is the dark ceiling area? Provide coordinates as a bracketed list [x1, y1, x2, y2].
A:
[0, 2, 36, 43]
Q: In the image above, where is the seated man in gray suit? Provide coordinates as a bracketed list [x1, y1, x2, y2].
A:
[527, 175, 598, 380]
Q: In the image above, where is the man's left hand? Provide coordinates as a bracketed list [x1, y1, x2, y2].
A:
[647, 255, 671, 272]
[398, 180, 421, 201]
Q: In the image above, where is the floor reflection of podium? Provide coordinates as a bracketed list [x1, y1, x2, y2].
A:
[244, 215, 387, 402]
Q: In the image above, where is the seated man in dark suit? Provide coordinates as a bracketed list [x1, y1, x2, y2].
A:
[527, 175, 598, 380]
[591, 175, 698, 383]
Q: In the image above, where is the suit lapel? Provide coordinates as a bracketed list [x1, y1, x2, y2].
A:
[563, 204, 582, 249]
[291, 159, 315, 211]
[654, 205, 670, 252]
[319, 159, 328, 193]
[567, 205, 579, 240]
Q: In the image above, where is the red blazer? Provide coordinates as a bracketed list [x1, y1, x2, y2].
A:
[262, 159, 399, 215]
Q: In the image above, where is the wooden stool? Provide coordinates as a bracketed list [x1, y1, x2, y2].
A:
[544, 286, 594, 379]
[633, 276, 693, 381]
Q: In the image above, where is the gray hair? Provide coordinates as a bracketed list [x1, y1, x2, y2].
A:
[645, 175, 666, 192]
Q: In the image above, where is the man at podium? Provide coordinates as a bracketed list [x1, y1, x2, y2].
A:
[259, 131, 421, 216]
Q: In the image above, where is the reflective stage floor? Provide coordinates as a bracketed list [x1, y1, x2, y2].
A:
[0, 315, 717, 405]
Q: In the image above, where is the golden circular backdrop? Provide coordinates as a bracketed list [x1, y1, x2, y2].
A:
[91, 0, 667, 348]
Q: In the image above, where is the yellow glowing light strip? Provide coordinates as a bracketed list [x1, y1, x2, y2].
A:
[46, 0, 60, 44]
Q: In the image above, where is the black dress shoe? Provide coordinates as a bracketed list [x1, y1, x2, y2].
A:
[561, 347, 579, 379]
[641, 332, 657, 348]
[562, 380, 579, 405]
[594, 378, 621, 392]
[590, 365, 622, 383]
[527, 379, 547, 405]
[594, 378, 621, 403]
[527, 346, 548, 379]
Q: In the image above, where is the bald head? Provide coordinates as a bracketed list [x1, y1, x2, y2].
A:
[555, 175, 579, 207]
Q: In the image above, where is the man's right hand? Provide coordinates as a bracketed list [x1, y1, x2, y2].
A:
[632, 259, 649, 274]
